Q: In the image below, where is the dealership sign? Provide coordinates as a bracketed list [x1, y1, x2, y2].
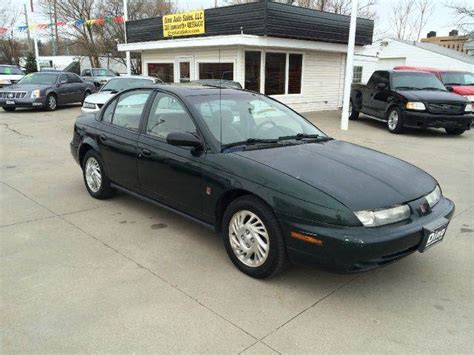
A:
[162, 10, 205, 38]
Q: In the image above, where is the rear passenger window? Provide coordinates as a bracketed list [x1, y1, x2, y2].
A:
[111, 90, 151, 131]
[146, 93, 197, 140]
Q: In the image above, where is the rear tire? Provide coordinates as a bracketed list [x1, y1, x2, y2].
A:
[222, 195, 287, 279]
[387, 106, 404, 134]
[349, 100, 359, 120]
[82, 150, 114, 199]
[45, 94, 57, 111]
[2, 106, 15, 112]
[445, 127, 465, 135]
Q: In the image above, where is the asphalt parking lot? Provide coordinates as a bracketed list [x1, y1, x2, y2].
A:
[1, 105, 473, 353]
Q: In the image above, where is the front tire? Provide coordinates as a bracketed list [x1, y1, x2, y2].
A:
[45, 94, 57, 111]
[82, 150, 114, 199]
[222, 196, 287, 278]
[387, 106, 404, 134]
[445, 127, 465, 135]
[2, 106, 15, 112]
[349, 100, 359, 120]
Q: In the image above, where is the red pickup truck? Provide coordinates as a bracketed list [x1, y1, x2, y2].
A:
[394, 66, 474, 103]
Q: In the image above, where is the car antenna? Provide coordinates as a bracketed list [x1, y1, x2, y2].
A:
[219, 48, 222, 150]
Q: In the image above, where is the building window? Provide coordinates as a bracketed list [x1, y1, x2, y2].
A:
[199, 63, 234, 80]
[245, 51, 261, 92]
[265, 52, 286, 95]
[148, 63, 174, 83]
[288, 54, 303, 94]
[353, 66, 363, 83]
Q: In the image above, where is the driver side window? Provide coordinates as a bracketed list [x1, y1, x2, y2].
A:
[146, 93, 197, 140]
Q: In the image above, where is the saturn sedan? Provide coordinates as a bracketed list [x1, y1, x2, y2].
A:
[81, 75, 162, 113]
[70, 85, 455, 278]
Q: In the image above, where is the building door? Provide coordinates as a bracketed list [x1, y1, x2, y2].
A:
[177, 57, 193, 83]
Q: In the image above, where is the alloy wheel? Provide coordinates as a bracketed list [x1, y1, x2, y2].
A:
[48, 95, 57, 110]
[228, 210, 270, 267]
[85, 157, 102, 193]
[388, 110, 398, 130]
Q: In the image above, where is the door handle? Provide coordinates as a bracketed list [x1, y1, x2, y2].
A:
[141, 148, 152, 156]
[99, 134, 107, 141]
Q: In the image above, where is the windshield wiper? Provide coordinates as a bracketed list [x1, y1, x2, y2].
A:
[420, 87, 446, 91]
[278, 133, 325, 141]
[221, 138, 278, 150]
[394, 86, 419, 90]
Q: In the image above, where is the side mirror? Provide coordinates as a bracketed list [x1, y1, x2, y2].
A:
[377, 82, 387, 90]
[446, 86, 454, 92]
[59, 79, 67, 85]
[167, 132, 202, 149]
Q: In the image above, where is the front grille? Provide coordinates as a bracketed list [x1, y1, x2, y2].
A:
[0, 91, 27, 99]
[427, 103, 464, 115]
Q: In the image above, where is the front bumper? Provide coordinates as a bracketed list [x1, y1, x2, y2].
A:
[404, 111, 472, 130]
[279, 196, 455, 272]
[0, 97, 46, 108]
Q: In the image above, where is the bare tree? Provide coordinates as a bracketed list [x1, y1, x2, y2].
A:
[0, 1, 22, 64]
[390, 0, 434, 41]
[445, 1, 474, 34]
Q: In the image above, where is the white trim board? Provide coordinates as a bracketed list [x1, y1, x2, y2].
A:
[118, 34, 351, 54]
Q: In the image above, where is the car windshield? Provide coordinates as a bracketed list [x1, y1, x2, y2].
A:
[440, 72, 474, 86]
[101, 78, 154, 92]
[392, 72, 447, 91]
[17, 73, 58, 85]
[188, 91, 325, 148]
[0, 66, 23, 75]
[92, 69, 117, 77]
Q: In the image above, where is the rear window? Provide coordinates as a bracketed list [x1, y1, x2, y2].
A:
[391, 72, 446, 91]
[0, 66, 23, 75]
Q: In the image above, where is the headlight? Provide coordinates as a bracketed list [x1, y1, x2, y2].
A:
[406, 102, 426, 110]
[464, 103, 472, 112]
[30, 89, 41, 98]
[82, 102, 96, 109]
[0, 79, 11, 85]
[425, 185, 441, 208]
[464, 95, 474, 102]
[354, 205, 411, 227]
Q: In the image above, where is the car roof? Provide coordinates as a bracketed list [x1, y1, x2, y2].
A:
[109, 75, 156, 80]
[388, 70, 436, 75]
[148, 83, 246, 97]
[0, 64, 20, 67]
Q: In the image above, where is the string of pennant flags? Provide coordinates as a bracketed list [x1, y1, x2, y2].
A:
[0, 15, 124, 35]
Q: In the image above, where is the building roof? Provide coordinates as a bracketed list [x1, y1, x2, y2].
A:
[397, 39, 474, 64]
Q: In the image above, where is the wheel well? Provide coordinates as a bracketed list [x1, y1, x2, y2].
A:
[78, 143, 94, 167]
[214, 189, 254, 232]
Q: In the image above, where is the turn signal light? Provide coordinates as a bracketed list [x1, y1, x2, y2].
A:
[291, 231, 323, 246]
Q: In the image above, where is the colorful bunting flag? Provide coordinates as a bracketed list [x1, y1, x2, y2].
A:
[0, 27, 8, 34]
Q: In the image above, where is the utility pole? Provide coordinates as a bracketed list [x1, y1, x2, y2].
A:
[48, 4, 56, 56]
[123, 0, 131, 75]
[340, 0, 358, 131]
[30, 0, 41, 72]
[54, 0, 59, 55]
[23, 4, 32, 51]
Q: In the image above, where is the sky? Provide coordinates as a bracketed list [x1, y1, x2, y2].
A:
[2, 0, 465, 41]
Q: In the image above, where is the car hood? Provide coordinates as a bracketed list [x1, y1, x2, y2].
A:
[84, 91, 115, 104]
[235, 140, 437, 211]
[449, 86, 474, 96]
[395, 89, 468, 103]
[1, 83, 51, 92]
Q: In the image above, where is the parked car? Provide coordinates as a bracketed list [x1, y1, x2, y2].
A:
[70, 85, 455, 278]
[0, 65, 24, 87]
[192, 79, 243, 89]
[81, 68, 119, 88]
[82, 75, 162, 113]
[394, 66, 474, 103]
[351, 70, 473, 135]
[0, 72, 96, 112]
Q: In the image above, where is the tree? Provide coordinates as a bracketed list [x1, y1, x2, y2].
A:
[24, 52, 38, 74]
[445, 1, 474, 34]
[390, 0, 434, 41]
[0, 0, 22, 64]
